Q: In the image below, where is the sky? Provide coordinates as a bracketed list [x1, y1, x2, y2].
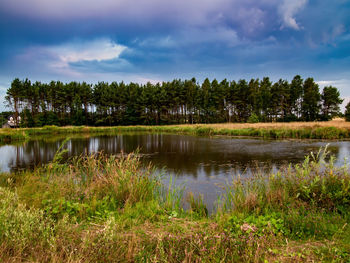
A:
[0, 0, 349, 111]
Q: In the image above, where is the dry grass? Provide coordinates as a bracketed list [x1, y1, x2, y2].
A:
[4, 118, 349, 132]
[176, 118, 350, 130]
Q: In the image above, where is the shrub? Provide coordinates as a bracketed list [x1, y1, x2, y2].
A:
[247, 113, 259, 123]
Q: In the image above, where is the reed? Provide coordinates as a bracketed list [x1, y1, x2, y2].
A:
[6, 152, 181, 222]
[220, 146, 350, 213]
[219, 146, 350, 242]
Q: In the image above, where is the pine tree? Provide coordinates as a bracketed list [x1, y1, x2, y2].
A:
[321, 86, 343, 120]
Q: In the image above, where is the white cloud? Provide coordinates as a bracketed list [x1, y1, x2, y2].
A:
[279, 0, 307, 30]
[317, 79, 350, 90]
[49, 38, 126, 64]
[15, 38, 127, 76]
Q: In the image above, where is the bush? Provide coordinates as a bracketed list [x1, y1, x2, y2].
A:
[247, 113, 259, 123]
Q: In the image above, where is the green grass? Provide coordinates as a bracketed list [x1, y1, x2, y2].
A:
[0, 146, 349, 262]
[0, 128, 27, 142]
[1, 124, 350, 144]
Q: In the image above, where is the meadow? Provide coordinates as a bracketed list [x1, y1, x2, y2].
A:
[0, 145, 349, 262]
[1, 119, 350, 144]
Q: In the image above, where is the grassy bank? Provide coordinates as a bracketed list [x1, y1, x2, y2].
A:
[0, 147, 349, 262]
[1, 119, 350, 144]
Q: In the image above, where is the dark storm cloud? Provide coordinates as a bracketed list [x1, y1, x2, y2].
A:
[0, 0, 349, 111]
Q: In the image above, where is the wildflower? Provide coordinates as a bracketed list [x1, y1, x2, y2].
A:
[240, 223, 257, 233]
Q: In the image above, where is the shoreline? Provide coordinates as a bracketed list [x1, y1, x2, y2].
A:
[1, 120, 350, 143]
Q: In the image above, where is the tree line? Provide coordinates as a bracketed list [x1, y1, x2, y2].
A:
[4, 76, 344, 127]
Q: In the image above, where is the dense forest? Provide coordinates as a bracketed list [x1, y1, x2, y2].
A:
[4, 76, 344, 127]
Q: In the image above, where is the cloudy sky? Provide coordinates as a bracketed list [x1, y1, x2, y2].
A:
[0, 0, 349, 110]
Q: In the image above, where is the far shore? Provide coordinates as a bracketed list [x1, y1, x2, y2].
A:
[1, 119, 350, 143]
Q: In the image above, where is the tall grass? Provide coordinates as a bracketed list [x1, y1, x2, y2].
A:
[220, 146, 350, 214]
[0, 146, 349, 261]
[219, 146, 350, 245]
[2, 148, 184, 223]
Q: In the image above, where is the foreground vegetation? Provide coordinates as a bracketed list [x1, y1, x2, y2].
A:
[5, 76, 343, 127]
[0, 145, 349, 262]
[1, 119, 350, 144]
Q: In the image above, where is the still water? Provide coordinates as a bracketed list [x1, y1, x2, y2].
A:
[1, 133, 350, 209]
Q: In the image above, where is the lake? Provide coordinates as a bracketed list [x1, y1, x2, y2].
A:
[1, 132, 349, 210]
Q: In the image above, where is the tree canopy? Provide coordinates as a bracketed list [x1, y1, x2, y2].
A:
[4, 76, 344, 127]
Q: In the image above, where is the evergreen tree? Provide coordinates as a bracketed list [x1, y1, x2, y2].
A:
[259, 77, 272, 121]
[302, 78, 321, 121]
[289, 75, 303, 119]
[4, 76, 343, 127]
[321, 86, 343, 120]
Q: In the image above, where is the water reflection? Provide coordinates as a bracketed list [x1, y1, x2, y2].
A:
[2, 133, 350, 211]
[1, 133, 349, 177]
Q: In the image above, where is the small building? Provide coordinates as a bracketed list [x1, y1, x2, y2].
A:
[2, 115, 21, 128]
